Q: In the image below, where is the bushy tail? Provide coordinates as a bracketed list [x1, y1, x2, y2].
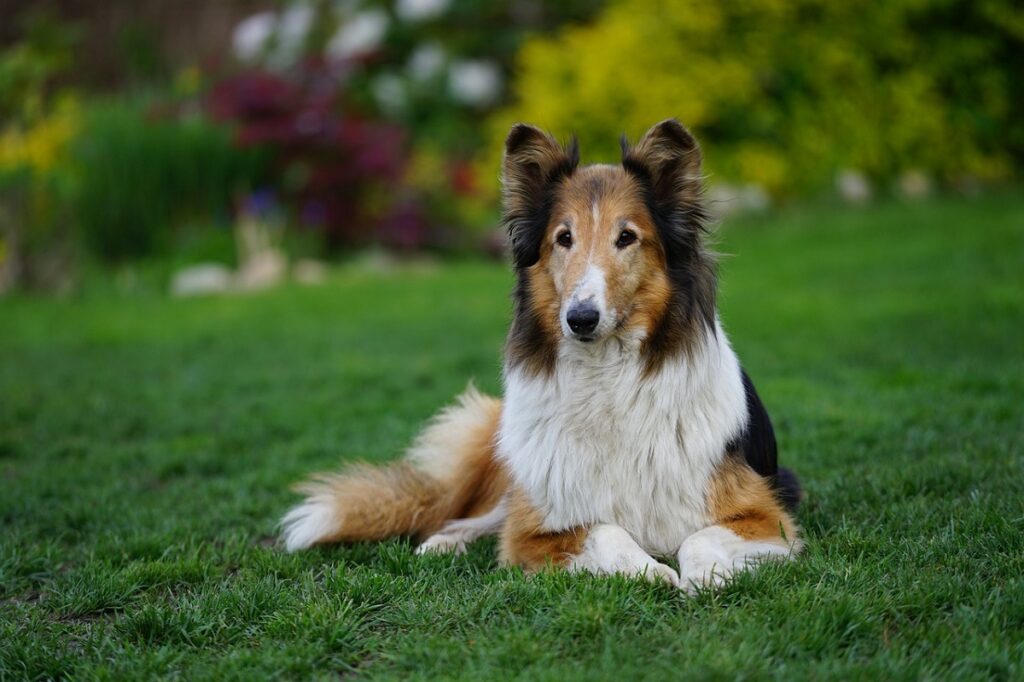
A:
[281, 385, 504, 552]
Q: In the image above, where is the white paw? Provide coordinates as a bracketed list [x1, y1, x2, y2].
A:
[677, 525, 795, 594]
[629, 560, 680, 587]
[280, 500, 336, 552]
[415, 533, 467, 555]
[570, 524, 679, 587]
[678, 561, 734, 594]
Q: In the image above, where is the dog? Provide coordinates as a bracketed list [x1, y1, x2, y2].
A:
[281, 119, 802, 591]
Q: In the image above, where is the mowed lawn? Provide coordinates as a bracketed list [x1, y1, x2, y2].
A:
[1, 194, 1022, 680]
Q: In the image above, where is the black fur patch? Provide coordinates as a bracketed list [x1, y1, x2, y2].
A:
[774, 467, 803, 512]
[505, 274, 558, 376]
[502, 130, 579, 269]
[729, 370, 778, 478]
[727, 370, 802, 511]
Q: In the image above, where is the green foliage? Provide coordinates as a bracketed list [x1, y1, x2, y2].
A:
[0, 10, 79, 124]
[70, 102, 268, 260]
[487, 0, 1023, 196]
[0, 12, 82, 289]
[354, 0, 603, 153]
[1, 195, 1023, 677]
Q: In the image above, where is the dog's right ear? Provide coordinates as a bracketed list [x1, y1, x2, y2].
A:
[502, 124, 579, 268]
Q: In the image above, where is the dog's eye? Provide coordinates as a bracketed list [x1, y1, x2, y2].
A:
[615, 229, 638, 248]
[556, 230, 573, 248]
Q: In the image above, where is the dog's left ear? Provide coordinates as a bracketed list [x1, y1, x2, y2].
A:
[621, 119, 704, 225]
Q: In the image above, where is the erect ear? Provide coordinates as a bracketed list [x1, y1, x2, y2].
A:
[620, 119, 704, 227]
[502, 124, 579, 268]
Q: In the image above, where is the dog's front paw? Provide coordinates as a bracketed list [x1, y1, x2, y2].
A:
[678, 561, 733, 594]
[415, 533, 467, 555]
[677, 525, 797, 594]
[569, 524, 679, 587]
[633, 560, 680, 587]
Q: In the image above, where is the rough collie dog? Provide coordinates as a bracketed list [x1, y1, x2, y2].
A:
[282, 119, 802, 591]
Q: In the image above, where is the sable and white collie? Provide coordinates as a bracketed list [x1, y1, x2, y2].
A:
[281, 119, 802, 591]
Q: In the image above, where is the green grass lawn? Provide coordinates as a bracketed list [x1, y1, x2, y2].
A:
[2, 194, 1022, 679]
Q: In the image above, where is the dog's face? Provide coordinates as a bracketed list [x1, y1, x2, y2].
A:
[540, 167, 669, 342]
[502, 120, 715, 370]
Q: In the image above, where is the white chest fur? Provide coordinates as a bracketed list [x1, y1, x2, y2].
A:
[497, 322, 748, 557]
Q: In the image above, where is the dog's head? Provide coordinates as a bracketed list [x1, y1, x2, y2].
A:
[503, 119, 716, 373]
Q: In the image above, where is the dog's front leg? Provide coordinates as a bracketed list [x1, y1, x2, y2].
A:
[568, 524, 679, 586]
[498, 487, 678, 586]
[677, 459, 803, 593]
[676, 525, 795, 593]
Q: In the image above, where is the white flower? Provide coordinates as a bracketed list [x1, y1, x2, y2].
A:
[448, 59, 502, 106]
[276, 5, 315, 55]
[372, 73, 408, 114]
[233, 12, 276, 62]
[396, 0, 451, 22]
[326, 9, 390, 61]
[233, 6, 315, 67]
[407, 43, 446, 83]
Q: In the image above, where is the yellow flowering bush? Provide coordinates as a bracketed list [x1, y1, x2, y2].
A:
[0, 96, 79, 287]
[483, 0, 1020, 198]
[0, 96, 78, 176]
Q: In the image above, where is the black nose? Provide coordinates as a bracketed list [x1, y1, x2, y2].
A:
[566, 304, 600, 336]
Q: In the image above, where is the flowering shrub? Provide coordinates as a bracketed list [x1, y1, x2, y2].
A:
[0, 97, 78, 175]
[0, 96, 80, 289]
[485, 0, 1023, 197]
[0, 12, 81, 287]
[1, 2, 618, 271]
[216, 1, 605, 249]
[205, 63, 416, 249]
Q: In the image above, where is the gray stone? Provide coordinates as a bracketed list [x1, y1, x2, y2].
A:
[836, 169, 872, 205]
[170, 263, 233, 297]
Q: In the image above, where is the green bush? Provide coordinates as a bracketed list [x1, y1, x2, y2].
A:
[70, 102, 268, 260]
[485, 0, 1022, 196]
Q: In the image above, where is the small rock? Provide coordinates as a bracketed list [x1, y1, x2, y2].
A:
[708, 183, 772, 219]
[896, 170, 932, 200]
[836, 169, 872, 205]
[351, 247, 400, 273]
[738, 184, 771, 212]
[235, 249, 287, 292]
[293, 259, 329, 285]
[170, 263, 232, 297]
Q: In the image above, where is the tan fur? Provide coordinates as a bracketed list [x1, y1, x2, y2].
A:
[708, 457, 799, 547]
[498, 486, 588, 571]
[622, 234, 676, 344]
[529, 166, 674, 342]
[409, 386, 507, 522]
[524, 260, 564, 350]
[293, 387, 506, 544]
[460, 442, 509, 519]
[293, 463, 449, 542]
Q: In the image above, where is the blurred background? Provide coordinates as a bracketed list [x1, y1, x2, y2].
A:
[0, 0, 1020, 294]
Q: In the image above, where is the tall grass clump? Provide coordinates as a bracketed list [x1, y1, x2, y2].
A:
[71, 102, 268, 260]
